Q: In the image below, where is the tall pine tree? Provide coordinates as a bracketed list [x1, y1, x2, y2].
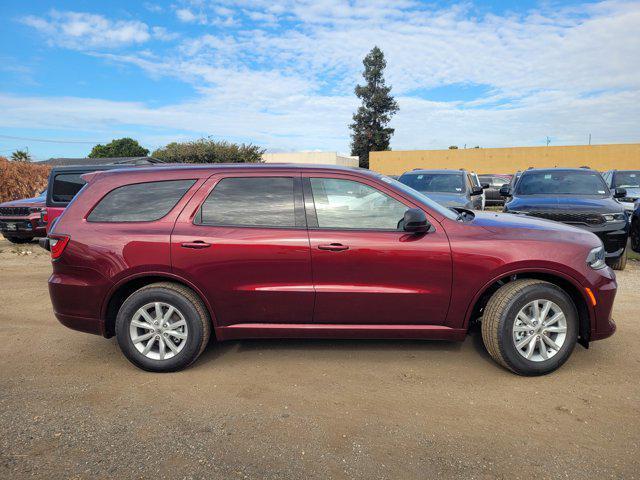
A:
[350, 47, 399, 168]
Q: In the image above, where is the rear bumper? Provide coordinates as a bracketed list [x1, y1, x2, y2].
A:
[54, 312, 105, 336]
[48, 269, 110, 337]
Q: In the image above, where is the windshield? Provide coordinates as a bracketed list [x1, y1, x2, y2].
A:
[399, 173, 465, 194]
[515, 170, 609, 195]
[378, 175, 459, 220]
[614, 171, 640, 188]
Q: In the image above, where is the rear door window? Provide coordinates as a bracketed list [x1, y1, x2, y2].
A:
[198, 177, 297, 228]
[52, 174, 85, 203]
[88, 180, 196, 222]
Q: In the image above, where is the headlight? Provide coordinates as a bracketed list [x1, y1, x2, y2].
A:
[602, 213, 626, 222]
[586, 246, 606, 269]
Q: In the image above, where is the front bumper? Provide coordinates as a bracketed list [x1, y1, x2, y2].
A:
[569, 221, 629, 257]
[586, 266, 617, 342]
[0, 214, 46, 237]
[593, 229, 628, 257]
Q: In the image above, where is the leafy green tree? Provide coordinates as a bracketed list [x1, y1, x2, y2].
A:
[152, 137, 265, 164]
[88, 138, 149, 158]
[11, 150, 31, 162]
[349, 46, 399, 168]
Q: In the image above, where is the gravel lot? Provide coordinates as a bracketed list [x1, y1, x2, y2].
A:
[1, 237, 639, 479]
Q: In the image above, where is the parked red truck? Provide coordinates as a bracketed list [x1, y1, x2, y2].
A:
[0, 190, 47, 243]
[43, 164, 617, 375]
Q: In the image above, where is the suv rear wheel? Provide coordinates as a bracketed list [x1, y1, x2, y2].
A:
[115, 282, 211, 372]
[481, 279, 578, 376]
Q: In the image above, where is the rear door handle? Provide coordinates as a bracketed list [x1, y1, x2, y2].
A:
[318, 243, 349, 252]
[181, 241, 211, 249]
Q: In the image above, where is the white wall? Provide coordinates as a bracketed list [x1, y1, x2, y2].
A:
[262, 152, 359, 167]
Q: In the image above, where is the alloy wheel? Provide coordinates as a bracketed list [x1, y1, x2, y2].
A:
[129, 302, 189, 360]
[512, 299, 567, 362]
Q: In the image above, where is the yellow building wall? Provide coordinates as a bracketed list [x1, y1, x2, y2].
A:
[369, 143, 640, 175]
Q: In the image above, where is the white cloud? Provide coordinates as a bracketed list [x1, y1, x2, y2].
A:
[175, 8, 209, 24]
[7, 1, 640, 153]
[143, 3, 164, 13]
[19, 10, 179, 49]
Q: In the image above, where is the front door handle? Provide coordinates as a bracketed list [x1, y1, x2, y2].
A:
[181, 241, 211, 249]
[318, 243, 349, 252]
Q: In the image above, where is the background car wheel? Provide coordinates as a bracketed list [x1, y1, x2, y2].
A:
[481, 279, 578, 376]
[115, 282, 211, 372]
[607, 247, 627, 271]
[5, 236, 33, 244]
[631, 221, 640, 253]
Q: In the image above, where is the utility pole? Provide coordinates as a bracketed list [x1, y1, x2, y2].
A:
[546, 136, 551, 146]
[588, 133, 591, 145]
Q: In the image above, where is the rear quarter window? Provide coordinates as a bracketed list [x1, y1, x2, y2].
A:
[87, 179, 196, 223]
[52, 173, 85, 203]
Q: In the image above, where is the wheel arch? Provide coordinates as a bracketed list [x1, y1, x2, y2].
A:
[101, 272, 216, 338]
[465, 269, 592, 348]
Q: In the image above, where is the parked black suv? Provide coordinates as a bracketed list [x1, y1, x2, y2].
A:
[501, 168, 629, 270]
[398, 169, 484, 210]
[631, 200, 640, 253]
[601, 170, 640, 213]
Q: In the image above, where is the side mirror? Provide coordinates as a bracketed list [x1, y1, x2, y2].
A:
[403, 208, 430, 234]
[614, 187, 627, 199]
[499, 185, 512, 197]
[471, 186, 483, 196]
[481, 183, 490, 189]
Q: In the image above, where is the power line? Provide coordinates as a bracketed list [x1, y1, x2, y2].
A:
[0, 134, 103, 144]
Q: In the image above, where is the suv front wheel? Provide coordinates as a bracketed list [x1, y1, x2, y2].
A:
[481, 279, 578, 376]
[115, 282, 211, 372]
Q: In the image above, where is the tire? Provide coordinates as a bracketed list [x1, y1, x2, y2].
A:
[4, 236, 33, 244]
[607, 246, 627, 271]
[481, 279, 578, 376]
[631, 220, 640, 253]
[115, 282, 211, 372]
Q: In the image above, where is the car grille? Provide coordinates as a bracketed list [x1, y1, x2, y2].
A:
[525, 211, 605, 226]
[0, 207, 31, 216]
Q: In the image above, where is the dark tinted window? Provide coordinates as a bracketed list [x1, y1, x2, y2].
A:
[516, 171, 609, 195]
[399, 173, 465, 193]
[52, 174, 85, 203]
[613, 171, 640, 188]
[88, 180, 195, 222]
[200, 177, 295, 227]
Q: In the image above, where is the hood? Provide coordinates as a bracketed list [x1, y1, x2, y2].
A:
[469, 211, 601, 248]
[424, 192, 468, 207]
[507, 195, 624, 214]
[0, 194, 46, 208]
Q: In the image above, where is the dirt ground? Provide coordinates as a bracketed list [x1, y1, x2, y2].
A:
[0, 237, 638, 480]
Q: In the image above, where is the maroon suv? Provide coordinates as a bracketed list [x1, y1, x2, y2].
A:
[43, 164, 617, 375]
[0, 190, 47, 243]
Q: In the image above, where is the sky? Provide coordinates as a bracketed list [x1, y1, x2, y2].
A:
[0, 0, 639, 160]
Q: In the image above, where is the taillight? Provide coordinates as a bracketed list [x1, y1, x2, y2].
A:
[41, 209, 48, 224]
[49, 235, 70, 259]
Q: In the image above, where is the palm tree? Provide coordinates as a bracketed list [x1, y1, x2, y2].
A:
[11, 150, 31, 162]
